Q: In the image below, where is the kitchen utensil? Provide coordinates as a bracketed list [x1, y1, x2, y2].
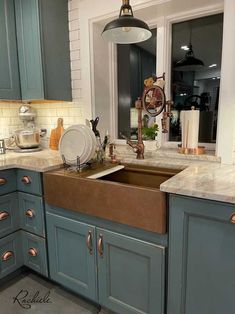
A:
[49, 118, 65, 150]
[14, 129, 40, 149]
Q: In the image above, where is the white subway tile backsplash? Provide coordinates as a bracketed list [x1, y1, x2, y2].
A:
[69, 8, 79, 21]
[70, 40, 80, 51]
[70, 49, 80, 61]
[71, 59, 81, 70]
[69, 30, 80, 41]
[71, 70, 81, 80]
[69, 19, 79, 31]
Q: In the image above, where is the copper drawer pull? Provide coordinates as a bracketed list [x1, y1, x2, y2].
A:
[21, 176, 31, 184]
[86, 231, 93, 255]
[2, 251, 14, 261]
[98, 234, 104, 258]
[0, 178, 7, 186]
[28, 248, 38, 257]
[25, 209, 35, 218]
[230, 213, 235, 224]
[0, 211, 10, 221]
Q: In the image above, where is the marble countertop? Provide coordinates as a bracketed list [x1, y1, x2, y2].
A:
[160, 162, 235, 204]
[0, 149, 63, 172]
[1, 147, 235, 204]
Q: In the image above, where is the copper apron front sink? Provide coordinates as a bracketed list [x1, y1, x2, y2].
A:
[44, 164, 178, 234]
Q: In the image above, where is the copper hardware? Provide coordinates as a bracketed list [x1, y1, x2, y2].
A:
[25, 209, 35, 218]
[98, 234, 104, 258]
[0, 178, 7, 186]
[178, 145, 205, 155]
[28, 248, 38, 257]
[21, 176, 31, 184]
[2, 251, 14, 261]
[230, 214, 235, 224]
[0, 211, 10, 221]
[86, 231, 93, 255]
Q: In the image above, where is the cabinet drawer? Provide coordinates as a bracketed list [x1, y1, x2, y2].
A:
[0, 169, 17, 196]
[0, 231, 22, 279]
[21, 231, 48, 277]
[17, 169, 42, 196]
[0, 193, 20, 238]
[19, 192, 45, 237]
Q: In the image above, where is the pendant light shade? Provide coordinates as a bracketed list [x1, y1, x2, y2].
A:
[102, 0, 152, 44]
[174, 43, 204, 71]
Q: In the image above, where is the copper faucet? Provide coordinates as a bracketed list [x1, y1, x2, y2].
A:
[125, 98, 144, 159]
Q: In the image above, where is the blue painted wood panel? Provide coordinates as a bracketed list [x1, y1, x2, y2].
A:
[0, 192, 19, 239]
[0, 231, 23, 278]
[21, 230, 48, 277]
[14, 0, 44, 100]
[17, 169, 42, 196]
[0, 0, 21, 99]
[46, 212, 97, 301]
[19, 192, 45, 237]
[168, 195, 235, 314]
[97, 228, 165, 314]
[0, 169, 17, 196]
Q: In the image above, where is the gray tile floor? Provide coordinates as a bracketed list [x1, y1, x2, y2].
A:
[0, 272, 100, 314]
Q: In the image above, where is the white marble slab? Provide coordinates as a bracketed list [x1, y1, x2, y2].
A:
[0, 150, 62, 172]
[160, 163, 235, 204]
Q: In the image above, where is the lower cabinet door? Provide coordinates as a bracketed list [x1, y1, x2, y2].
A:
[0, 231, 22, 279]
[46, 213, 97, 301]
[21, 231, 48, 277]
[97, 228, 165, 314]
[168, 195, 235, 314]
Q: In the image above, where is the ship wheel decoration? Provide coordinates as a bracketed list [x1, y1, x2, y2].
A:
[142, 85, 166, 117]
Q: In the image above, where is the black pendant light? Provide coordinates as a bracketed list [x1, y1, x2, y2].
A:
[102, 0, 152, 44]
[174, 24, 204, 71]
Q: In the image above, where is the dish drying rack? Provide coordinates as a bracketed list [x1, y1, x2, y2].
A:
[61, 154, 93, 173]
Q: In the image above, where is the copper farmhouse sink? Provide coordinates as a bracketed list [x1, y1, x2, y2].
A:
[44, 164, 179, 234]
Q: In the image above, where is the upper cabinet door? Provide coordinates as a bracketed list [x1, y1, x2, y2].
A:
[0, 0, 21, 100]
[14, 0, 44, 100]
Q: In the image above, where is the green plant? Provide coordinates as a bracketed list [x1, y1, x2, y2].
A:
[142, 123, 159, 140]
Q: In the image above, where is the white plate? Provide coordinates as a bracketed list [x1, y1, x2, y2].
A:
[59, 124, 95, 165]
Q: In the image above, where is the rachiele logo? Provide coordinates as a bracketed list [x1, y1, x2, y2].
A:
[12, 289, 52, 309]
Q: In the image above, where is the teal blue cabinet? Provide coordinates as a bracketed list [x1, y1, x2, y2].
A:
[46, 212, 97, 301]
[0, 0, 21, 99]
[0, 193, 19, 238]
[17, 169, 42, 196]
[46, 207, 166, 314]
[21, 231, 48, 277]
[168, 195, 235, 314]
[97, 228, 165, 314]
[0, 231, 23, 279]
[0, 0, 71, 101]
[0, 169, 17, 196]
[19, 192, 45, 237]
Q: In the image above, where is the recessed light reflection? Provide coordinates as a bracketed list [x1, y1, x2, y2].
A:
[209, 64, 217, 68]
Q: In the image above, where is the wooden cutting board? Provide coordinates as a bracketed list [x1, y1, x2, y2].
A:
[49, 118, 65, 150]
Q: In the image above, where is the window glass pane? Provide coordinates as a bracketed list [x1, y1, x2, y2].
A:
[170, 14, 223, 143]
[117, 28, 157, 139]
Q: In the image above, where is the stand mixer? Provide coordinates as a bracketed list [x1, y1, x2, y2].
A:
[14, 104, 42, 151]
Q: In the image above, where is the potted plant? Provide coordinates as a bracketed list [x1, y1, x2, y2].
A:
[142, 123, 159, 140]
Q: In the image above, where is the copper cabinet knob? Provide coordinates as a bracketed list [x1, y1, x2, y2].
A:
[0, 178, 7, 186]
[2, 251, 14, 261]
[21, 176, 31, 184]
[0, 211, 10, 221]
[98, 234, 104, 258]
[230, 213, 235, 224]
[28, 248, 38, 257]
[86, 231, 93, 255]
[25, 209, 35, 218]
